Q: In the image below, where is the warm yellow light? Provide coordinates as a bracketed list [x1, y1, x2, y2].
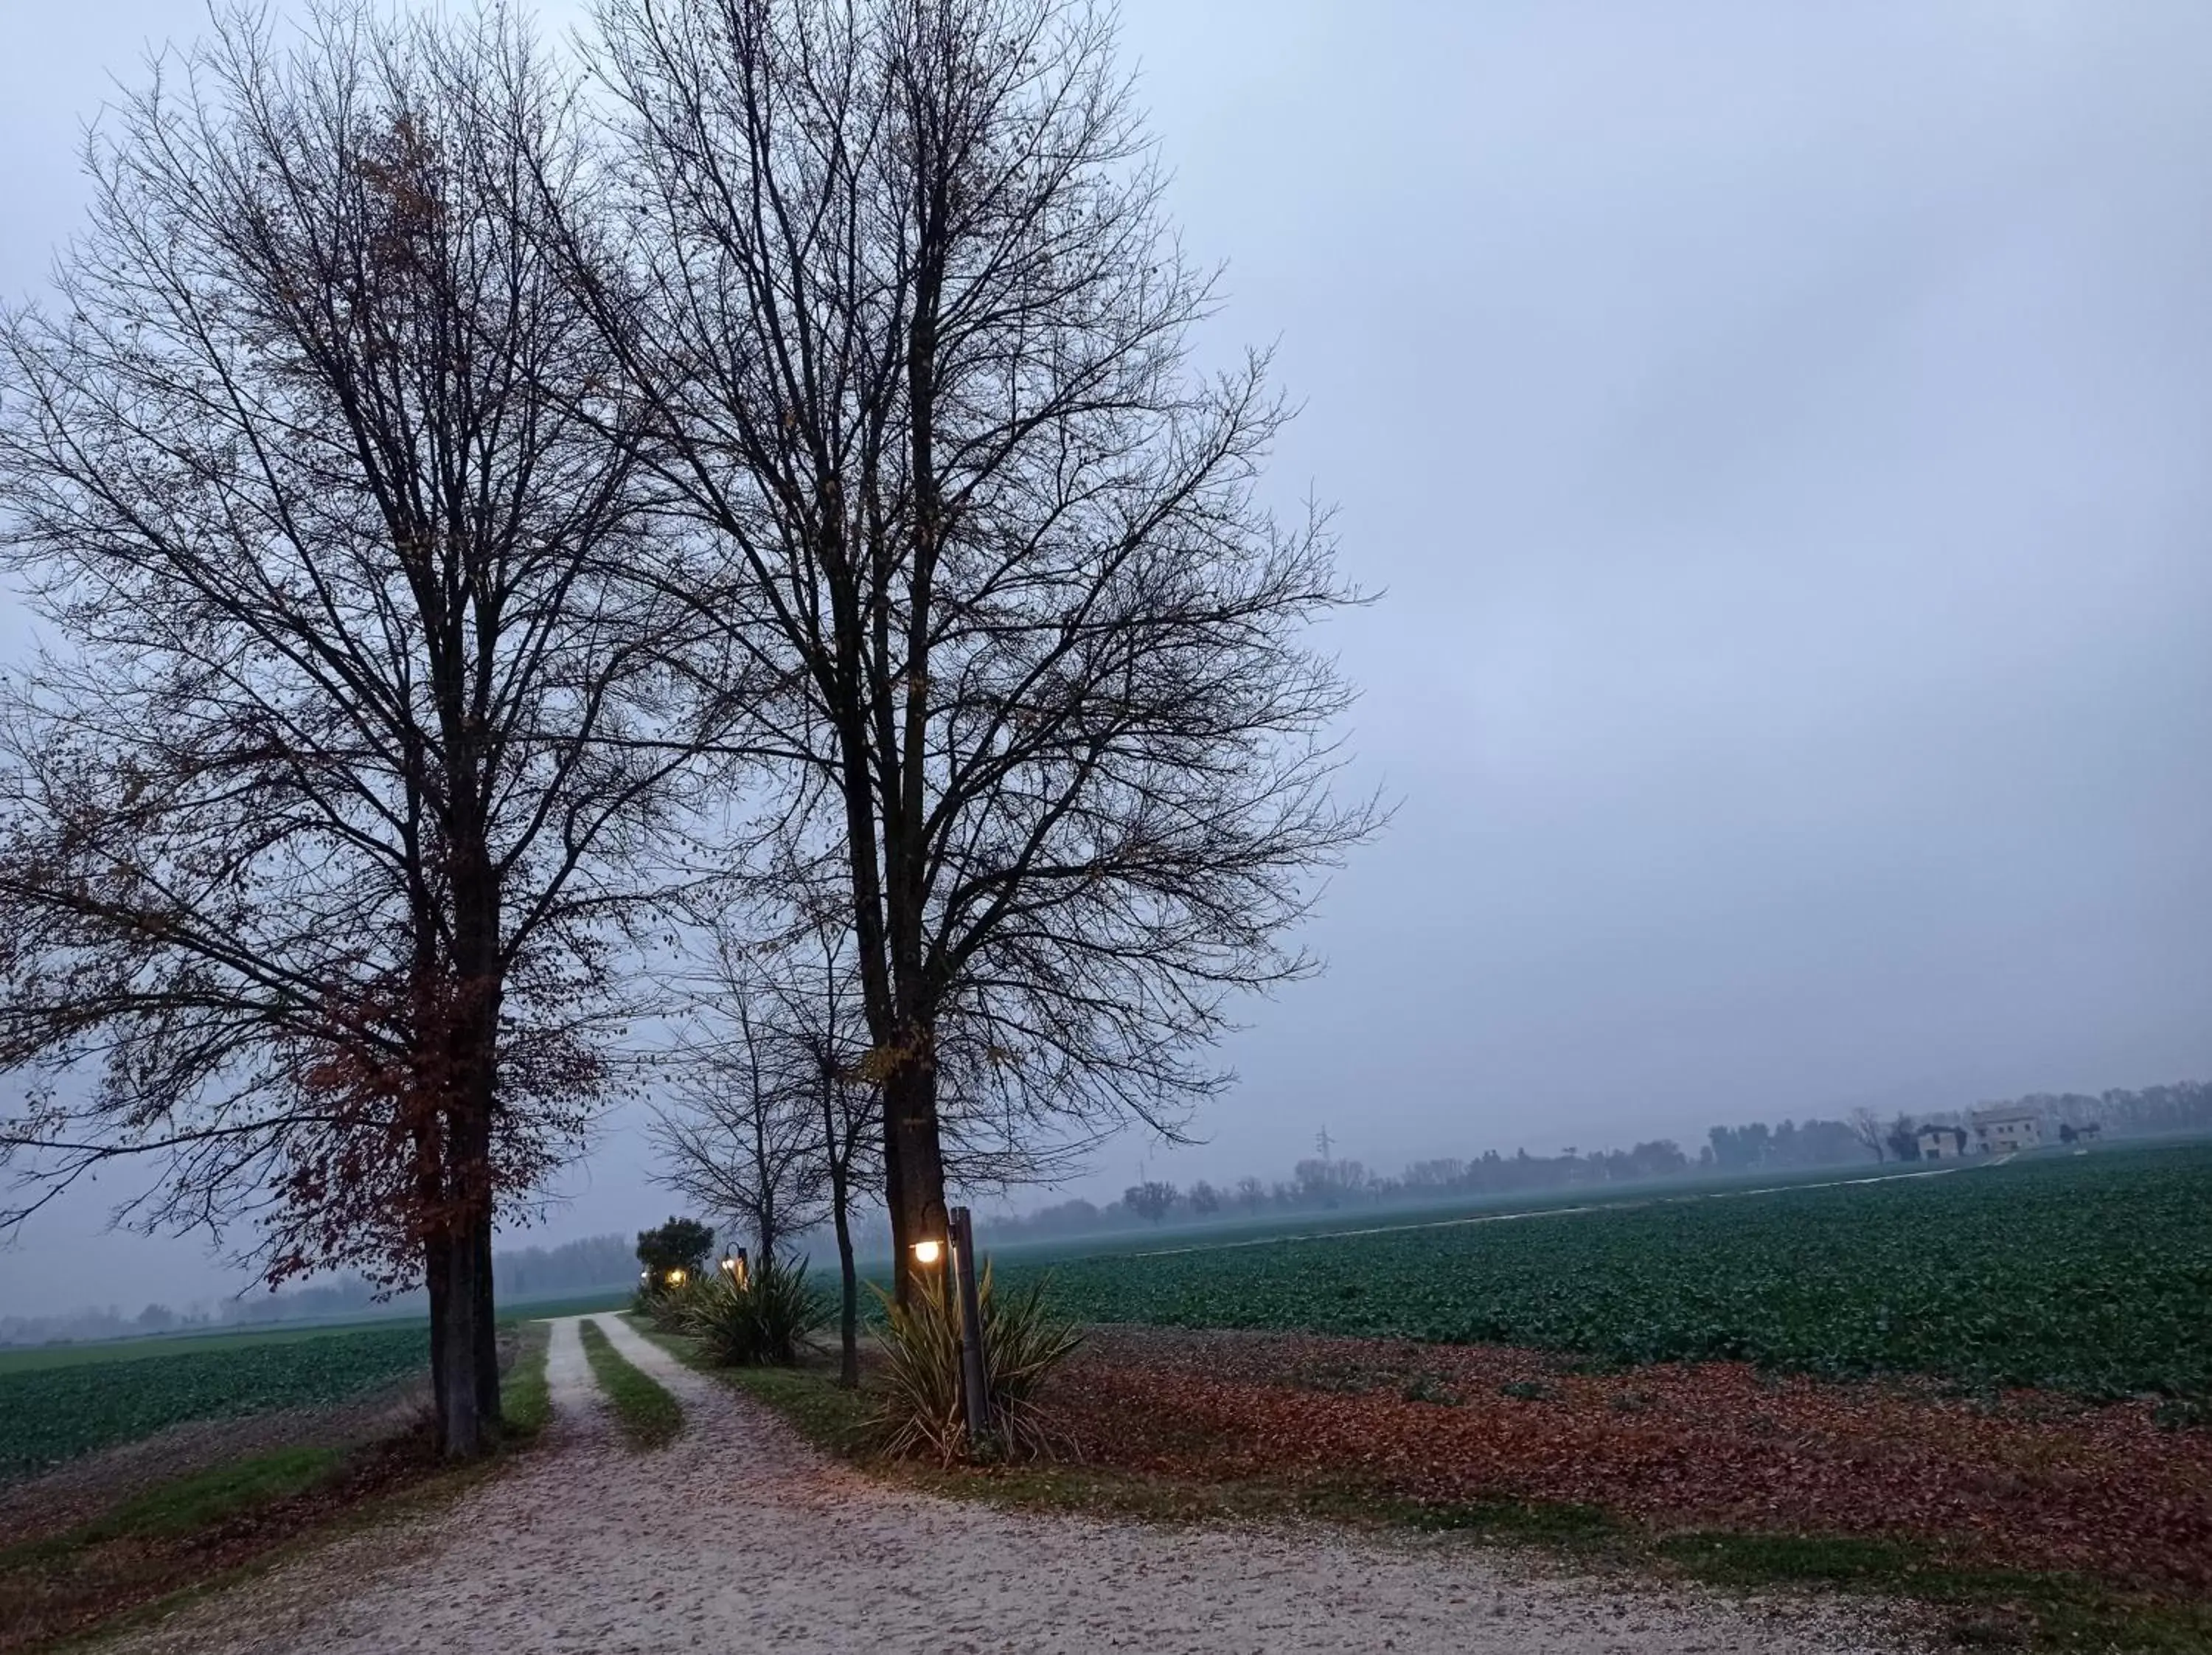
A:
[911, 1238, 942, 1266]
[666, 1268, 687, 1286]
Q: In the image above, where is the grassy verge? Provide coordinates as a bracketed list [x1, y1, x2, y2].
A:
[0, 1436, 467, 1654]
[576, 1319, 683, 1450]
[499, 1319, 553, 1446]
[1651, 1531, 2212, 1654]
[717, 1359, 2212, 1654]
[5, 1326, 559, 1653]
[3, 1447, 348, 1572]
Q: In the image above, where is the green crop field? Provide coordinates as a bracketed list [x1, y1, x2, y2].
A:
[1018, 1145, 2212, 1401]
[0, 1289, 631, 1380]
[0, 1319, 421, 1376]
[0, 1325, 428, 1484]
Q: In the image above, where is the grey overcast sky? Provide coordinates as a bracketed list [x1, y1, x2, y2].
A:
[3, 1, 2208, 1315]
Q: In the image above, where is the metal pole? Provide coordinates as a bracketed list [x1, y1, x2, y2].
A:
[949, 1205, 990, 1448]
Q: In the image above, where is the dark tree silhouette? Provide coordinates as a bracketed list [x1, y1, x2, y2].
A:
[574, 0, 1380, 1301]
[1124, 1181, 1179, 1225]
[654, 948, 838, 1275]
[0, 7, 712, 1454]
[635, 1216, 717, 1281]
[653, 905, 884, 1387]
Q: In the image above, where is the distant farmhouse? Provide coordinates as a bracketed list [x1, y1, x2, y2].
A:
[1916, 1123, 1969, 1160]
[1970, 1106, 2042, 1154]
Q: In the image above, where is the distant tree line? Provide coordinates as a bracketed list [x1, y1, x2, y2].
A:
[990, 1140, 1705, 1241]
[1843, 1081, 2212, 1165]
[0, 1232, 640, 1347]
[1701, 1117, 1863, 1170]
[981, 1079, 2212, 1241]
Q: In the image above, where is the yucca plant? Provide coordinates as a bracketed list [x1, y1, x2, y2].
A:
[870, 1262, 1082, 1464]
[682, 1255, 828, 1366]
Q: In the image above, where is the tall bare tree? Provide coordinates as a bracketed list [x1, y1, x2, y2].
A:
[580, 0, 1380, 1300]
[655, 906, 880, 1384]
[654, 941, 841, 1271]
[762, 920, 881, 1387]
[0, 6, 709, 1454]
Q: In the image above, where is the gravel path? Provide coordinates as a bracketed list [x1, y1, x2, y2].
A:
[102, 1315, 1921, 1655]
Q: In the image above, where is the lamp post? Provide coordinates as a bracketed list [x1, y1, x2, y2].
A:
[719, 1249, 750, 1291]
[947, 1207, 990, 1448]
[911, 1205, 991, 1450]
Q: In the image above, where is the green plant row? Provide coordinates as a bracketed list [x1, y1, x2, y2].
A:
[1011, 1146, 2212, 1400]
[0, 1325, 428, 1484]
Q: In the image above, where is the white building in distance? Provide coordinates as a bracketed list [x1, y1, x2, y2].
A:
[1970, 1106, 2043, 1154]
[1916, 1124, 1969, 1160]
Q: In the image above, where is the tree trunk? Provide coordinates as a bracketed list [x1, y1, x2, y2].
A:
[884, 1043, 947, 1308]
[472, 1206, 501, 1431]
[431, 1038, 501, 1457]
[442, 831, 503, 1450]
[830, 1157, 858, 1389]
[431, 1203, 488, 1457]
[423, 1230, 451, 1446]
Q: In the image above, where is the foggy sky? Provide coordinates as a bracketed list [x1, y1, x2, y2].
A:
[3, 1, 2208, 1316]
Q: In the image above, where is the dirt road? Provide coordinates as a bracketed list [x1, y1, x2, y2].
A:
[103, 1314, 1918, 1655]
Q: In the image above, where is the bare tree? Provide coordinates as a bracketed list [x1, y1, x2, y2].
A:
[762, 922, 881, 1387]
[1123, 1181, 1178, 1225]
[0, 7, 709, 1454]
[578, 0, 1381, 1300]
[1848, 1107, 1888, 1163]
[655, 909, 880, 1384]
[655, 945, 835, 1269]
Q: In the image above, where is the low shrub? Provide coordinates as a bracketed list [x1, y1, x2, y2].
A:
[682, 1255, 828, 1367]
[637, 1275, 713, 1336]
[871, 1262, 1081, 1464]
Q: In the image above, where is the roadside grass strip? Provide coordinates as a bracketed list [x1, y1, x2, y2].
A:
[0, 1441, 446, 1654]
[577, 1319, 683, 1449]
[500, 1321, 554, 1445]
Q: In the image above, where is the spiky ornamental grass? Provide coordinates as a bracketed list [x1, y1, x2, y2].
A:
[871, 1264, 1082, 1465]
[681, 1256, 829, 1367]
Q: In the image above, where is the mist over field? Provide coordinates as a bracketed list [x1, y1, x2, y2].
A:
[3, 0, 2210, 1319]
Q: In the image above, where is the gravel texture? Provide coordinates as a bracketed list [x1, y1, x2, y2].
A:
[99, 1315, 1922, 1655]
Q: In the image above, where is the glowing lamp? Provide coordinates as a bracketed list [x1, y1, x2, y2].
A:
[911, 1238, 943, 1266]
